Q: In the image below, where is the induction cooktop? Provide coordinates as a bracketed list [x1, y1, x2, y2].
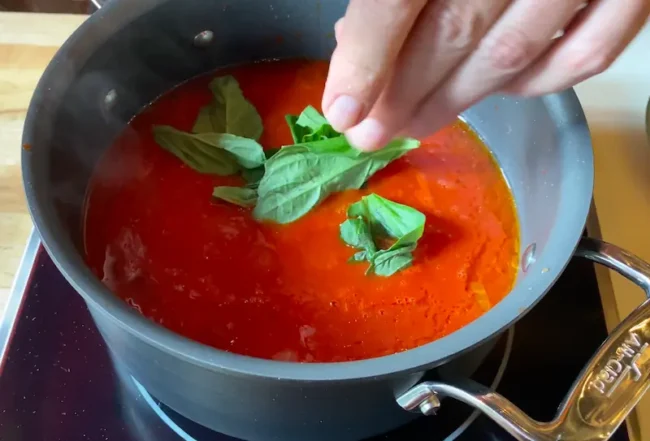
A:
[0, 231, 631, 440]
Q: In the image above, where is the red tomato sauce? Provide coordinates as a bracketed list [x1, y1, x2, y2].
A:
[83, 59, 519, 363]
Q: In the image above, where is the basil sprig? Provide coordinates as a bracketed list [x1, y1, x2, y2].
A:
[152, 75, 268, 201]
[211, 186, 258, 207]
[153, 127, 266, 174]
[253, 138, 419, 223]
[192, 75, 263, 140]
[340, 194, 426, 277]
[151, 77, 421, 227]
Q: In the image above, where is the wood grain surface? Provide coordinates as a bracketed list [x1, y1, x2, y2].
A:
[0, 12, 87, 310]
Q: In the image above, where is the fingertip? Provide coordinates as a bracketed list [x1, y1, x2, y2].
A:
[324, 95, 363, 132]
[345, 118, 389, 152]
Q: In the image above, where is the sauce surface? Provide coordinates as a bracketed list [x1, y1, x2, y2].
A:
[84, 60, 519, 363]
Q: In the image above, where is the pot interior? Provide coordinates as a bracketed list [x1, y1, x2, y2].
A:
[23, 0, 594, 373]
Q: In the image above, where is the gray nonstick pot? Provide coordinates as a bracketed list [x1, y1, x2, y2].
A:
[20, 1, 650, 440]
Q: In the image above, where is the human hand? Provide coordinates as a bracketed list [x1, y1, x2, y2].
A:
[322, 0, 650, 151]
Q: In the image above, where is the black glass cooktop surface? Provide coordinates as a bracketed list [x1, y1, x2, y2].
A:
[0, 233, 631, 440]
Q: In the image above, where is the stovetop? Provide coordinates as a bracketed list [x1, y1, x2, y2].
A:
[0, 231, 632, 441]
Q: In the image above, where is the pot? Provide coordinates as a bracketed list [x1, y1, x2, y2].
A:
[20, 1, 650, 440]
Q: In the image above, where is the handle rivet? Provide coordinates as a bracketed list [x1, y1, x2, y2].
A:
[104, 89, 117, 111]
[418, 395, 441, 416]
[194, 30, 214, 48]
[522, 243, 537, 272]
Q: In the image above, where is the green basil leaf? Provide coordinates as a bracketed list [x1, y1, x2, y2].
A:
[292, 136, 359, 155]
[367, 245, 416, 277]
[242, 166, 265, 189]
[295, 105, 329, 131]
[265, 148, 281, 159]
[153, 125, 266, 174]
[340, 194, 425, 277]
[241, 149, 281, 189]
[212, 186, 258, 207]
[302, 125, 339, 143]
[253, 138, 419, 224]
[347, 193, 426, 250]
[192, 75, 263, 140]
[286, 106, 340, 144]
[285, 115, 306, 144]
[193, 102, 220, 134]
[153, 125, 240, 175]
[350, 251, 371, 263]
[205, 133, 266, 169]
[340, 216, 377, 259]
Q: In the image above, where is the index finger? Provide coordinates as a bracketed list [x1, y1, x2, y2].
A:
[322, 0, 427, 132]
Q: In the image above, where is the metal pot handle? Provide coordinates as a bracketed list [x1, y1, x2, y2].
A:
[397, 237, 650, 441]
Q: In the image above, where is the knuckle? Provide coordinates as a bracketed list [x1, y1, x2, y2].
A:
[431, 1, 483, 51]
[587, 53, 616, 76]
[484, 28, 538, 72]
[569, 48, 617, 77]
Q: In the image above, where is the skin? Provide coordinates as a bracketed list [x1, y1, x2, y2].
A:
[322, 0, 650, 151]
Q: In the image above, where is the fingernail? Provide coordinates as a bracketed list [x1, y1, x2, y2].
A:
[345, 118, 387, 151]
[325, 95, 362, 132]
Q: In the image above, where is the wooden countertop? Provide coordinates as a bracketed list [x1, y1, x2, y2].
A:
[574, 24, 650, 441]
[0, 12, 87, 306]
[0, 11, 649, 440]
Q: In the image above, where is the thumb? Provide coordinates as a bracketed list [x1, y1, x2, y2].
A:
[322, 0, 427, 132]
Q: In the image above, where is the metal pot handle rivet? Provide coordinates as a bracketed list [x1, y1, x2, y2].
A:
[397, 236, 650, 441]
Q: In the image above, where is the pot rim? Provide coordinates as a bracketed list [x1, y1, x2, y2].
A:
[21, 2, 595, 383]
